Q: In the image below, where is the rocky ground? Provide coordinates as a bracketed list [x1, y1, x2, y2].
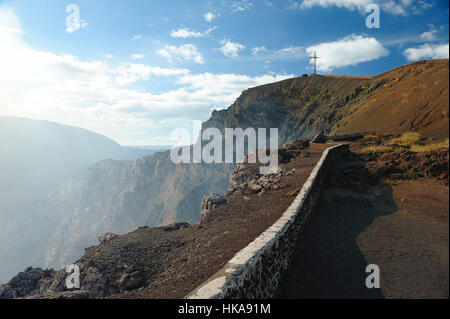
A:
[278, 136, 449, 299]
[351, 136, 448, 185]
[0, 141, 328, 299]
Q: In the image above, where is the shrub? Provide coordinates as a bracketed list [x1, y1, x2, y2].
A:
[363, 134, 378, 140]
[410, 139, 449, 152]
[360, 146, 394, 153]
[389, 132, 423, 146]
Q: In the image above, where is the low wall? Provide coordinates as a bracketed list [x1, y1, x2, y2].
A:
[186, 144, 349, 299]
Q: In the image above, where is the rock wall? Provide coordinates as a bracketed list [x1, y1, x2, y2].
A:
[186, 144, 349, 299]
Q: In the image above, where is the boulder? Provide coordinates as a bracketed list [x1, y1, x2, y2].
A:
[230, 165, 261, 187]
[80, 266, 113, 298]
[247, 180, 263, 193]
[115, 271, 143, 292]
[98, 232, 118, 244]
[199, 210, 210, 224]
[0, 267, 60, 299]
[201, 193, 227, 211]
[164, 222, 190, 232]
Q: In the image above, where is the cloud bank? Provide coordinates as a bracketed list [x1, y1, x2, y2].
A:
[0, 7, 292, 145]
[290, 0, 433, 15]
[306, 34, 389, 72]
[403, 43, 450, 61]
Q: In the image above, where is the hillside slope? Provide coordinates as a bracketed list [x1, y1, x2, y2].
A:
[333, 59, 449, 139]
[204, 59, 448, 140]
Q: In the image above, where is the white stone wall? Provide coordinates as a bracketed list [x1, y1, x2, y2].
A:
[186, 144, 348, 299]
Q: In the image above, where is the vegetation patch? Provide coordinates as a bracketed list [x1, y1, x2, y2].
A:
[410, 139, 449, 153]
[363, 134, 379, 140]
[389, 132, 423, 146]
[360, 145, 394, 153]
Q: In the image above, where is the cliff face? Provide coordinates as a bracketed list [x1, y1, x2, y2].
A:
[203, 74, 370, 142]
[9, 59, 448, 276]
[39, 152, 234, 269]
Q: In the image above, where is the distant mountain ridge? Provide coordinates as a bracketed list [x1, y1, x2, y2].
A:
[0, 117, 161, 282]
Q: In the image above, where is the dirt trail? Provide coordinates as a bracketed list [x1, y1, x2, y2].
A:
[277, 179, 449, 299]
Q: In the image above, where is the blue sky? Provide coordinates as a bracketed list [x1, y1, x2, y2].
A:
[0, 0, 448, 145]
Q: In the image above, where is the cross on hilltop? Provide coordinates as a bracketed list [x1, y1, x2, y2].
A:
[309, 52, 321, 75]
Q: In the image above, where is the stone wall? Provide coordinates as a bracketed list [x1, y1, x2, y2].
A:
[186, 144, 349, 299]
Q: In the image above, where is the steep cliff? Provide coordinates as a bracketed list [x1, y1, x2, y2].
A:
[39, 152, 234, 269]
[202, 74, 369, 142]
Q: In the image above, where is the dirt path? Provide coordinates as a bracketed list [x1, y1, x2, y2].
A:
[277, 179, 449, 299]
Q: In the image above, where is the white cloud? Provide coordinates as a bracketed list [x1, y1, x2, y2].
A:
[105, 54, 113, 59]
[0, 6, 22, 34]
[0, 8, 293, 145]
[292, 0, 370, 11]
[177, 73, 293, 92]
[251, 46, 268, 55]
[132, 35, 143, 41]
[291, 0, 433, 15]
[114, 63, 189, 85]
[204, 12, 217, 22]
[157, 44, 205, 64]
[306, 34, 389, 72]
[420, 31, 435, 42]
[411, 0, 433, 14]
[403, 43, 450, 61]
[170, 27, 217, 38]
[131, 54, 144, 59]
[171, 28, 202, 38]
[232, 0, 253, 13]
[420, 24, 438, 41]
[276, 46, 304, 55]
[220, 39, 246, 58]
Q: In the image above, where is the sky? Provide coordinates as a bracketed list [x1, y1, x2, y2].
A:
[0, 0, 448, 146]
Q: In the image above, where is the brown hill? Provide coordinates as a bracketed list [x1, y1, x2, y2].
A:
[204, 59, 449, 140]
[332, 59, 449, 139]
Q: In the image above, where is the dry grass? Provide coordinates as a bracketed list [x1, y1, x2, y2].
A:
[360, 145, 394, 153]
[389, 132, 423, 146]
[363, 134, 379, 140]
[360, 136, 448, 154]
[410, 139, 449, 152]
